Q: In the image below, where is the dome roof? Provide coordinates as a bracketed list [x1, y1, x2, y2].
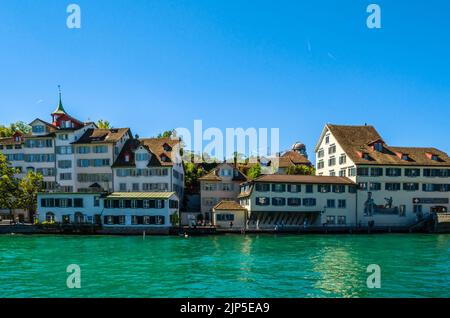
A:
[292, 142, 306, 151]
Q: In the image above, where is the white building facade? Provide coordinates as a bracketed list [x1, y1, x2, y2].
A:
[37, 192, 179, 230]
[112, 137, 185, 199]
[315, 124, 450, 228]
[38, 192, 103, 224]
[72, 128, 132, 193]
[54, 124, 97, 193]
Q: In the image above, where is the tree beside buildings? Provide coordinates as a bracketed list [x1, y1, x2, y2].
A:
[0, 121, 31, 137]
[285, 165, 315, 176]
[0, 154, 44, 223]
[0, 153, 20, 221]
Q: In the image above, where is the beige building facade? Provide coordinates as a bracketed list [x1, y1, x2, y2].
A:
[212, 200, 247, 230]
[199, 162, 247, 222]
[239, 174, 357, 229]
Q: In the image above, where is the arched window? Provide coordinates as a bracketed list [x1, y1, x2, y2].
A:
[46, 212, 55, 222]
[74, 212, 84, 223]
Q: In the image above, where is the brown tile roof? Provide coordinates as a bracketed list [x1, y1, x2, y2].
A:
[251, 174, 355, 185]
[198, 163, 248, 182]
[112, 139, 139, 167]
[140, 137, 181, 167]
[213, 200, 246, 211]
[198, 170, 222, 181]
[25, 133, 56, 139]
[0, 137, 23, 145]
[279, 150, 311, 167]
[238, 174, 355, 198]
[238, 152, 311, 171]
[328, 124, 450, 167]
[73, 128, 131, 144]
[112, 137, 181, 167]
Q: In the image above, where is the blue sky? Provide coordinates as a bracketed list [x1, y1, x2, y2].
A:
[0, 0, 449, 160]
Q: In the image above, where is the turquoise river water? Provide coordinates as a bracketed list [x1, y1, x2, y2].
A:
[0, 234, 449, 298]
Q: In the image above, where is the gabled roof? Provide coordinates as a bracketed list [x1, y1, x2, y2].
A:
[278, 150, 311, 168]
[198, 162, 248, 182]
[112, 137, 181, 168]
[327, 124, 382, 152]
[72, 128, 131, 144]
[29, 118, 58, 130]
[53, 113, 85, 129]
[325, 124, 450, 167]
[213, 200, 247, 211]
[198, 170, 223, 181]
[140, 137, 181, 167]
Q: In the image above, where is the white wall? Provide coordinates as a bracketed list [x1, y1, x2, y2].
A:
[355, 165, 450, 227]
[74, 143, 114, 192]
[315, 126, 356, 180]
[314, 125, 450, 227]
[54, 123, 96, 192]
[37, 193, 103, 223]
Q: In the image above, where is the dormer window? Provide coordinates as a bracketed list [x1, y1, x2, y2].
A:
[425, 152, 440, 161]
[363, 153, 370, 160]
[160, 154, 169, 162]
[402, 154, 409, 161]
[260, 157, 270, 166]
[374, 142, 383, 152]
[220, 169, 232, 177]
[163, 143, 172, 152]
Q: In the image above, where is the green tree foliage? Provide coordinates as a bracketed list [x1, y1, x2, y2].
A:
[0, 121, 31, 137]
[285, 165, 315, 176]
[183, 162, 206, 193]
[157, 130, 173, 138]
[247, 163, 262, 180]
[17, 171, 43, 222]
[0, 154, 20, 221]
[170, 211, 180, 227]
[0, 154, 44, 223]
[97, 119, 111, 129]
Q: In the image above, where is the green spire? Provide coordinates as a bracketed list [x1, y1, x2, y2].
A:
[53, 85, 67, 115]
